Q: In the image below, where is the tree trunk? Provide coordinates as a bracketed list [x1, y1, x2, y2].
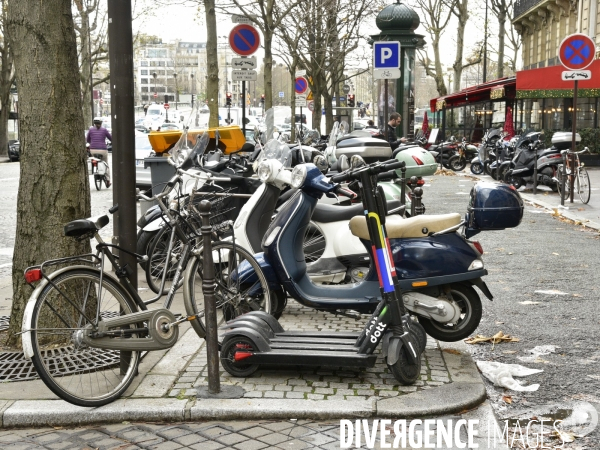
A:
[452, 0, 469, 93]
[204, 0, 219, 127]
[79, 9, 94, 126]
[497, 7, 506, 78]
[6, 0, 91, 345]
[0, 44, 13, 157]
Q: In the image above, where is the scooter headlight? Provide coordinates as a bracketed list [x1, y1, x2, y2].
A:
[291, 165, 307, 188]
[257, 160, 273, 182]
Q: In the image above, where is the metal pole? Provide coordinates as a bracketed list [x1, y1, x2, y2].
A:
[242, 81, 246, 136]
[570, 80, 578, 203]
[482, 0, 488, 83]
[107, 0, 137, 375]
[199, 200, 220, 394]
[561, 150, 566, 206]
[384, 79, 389, 140]
[533, 144, 538, 195]
[191, 73, 194, 110]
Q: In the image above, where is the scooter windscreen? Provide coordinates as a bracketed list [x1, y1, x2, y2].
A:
[180, 132, 209, 170]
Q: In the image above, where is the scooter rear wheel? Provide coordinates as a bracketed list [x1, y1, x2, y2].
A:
[418, 284, 482, 342]
[220, 336, 260, 377]
[94, 174, 103, 191]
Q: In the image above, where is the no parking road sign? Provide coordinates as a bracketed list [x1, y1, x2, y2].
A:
[229, 24, 261, 56]
[295, 76, 309, 95]
[559, 33, 596, 70]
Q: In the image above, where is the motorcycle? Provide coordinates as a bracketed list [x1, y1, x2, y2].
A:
[503, 131, 566, 191]
[427, 136, 458, 169]
[230, 154, 525, 342]
[447, 138, 479, 172]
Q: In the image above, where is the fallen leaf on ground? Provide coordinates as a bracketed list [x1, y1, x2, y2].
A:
[519, 301, 540, 305]
[552, 252, 559, 255]
[502, 395, 512, 404]
[465, 331, 519, 345]
[443, 348, 461, 355]
[552, 429, 576, 443]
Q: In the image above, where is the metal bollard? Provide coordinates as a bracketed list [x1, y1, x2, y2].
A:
[410, 176, 418, 216]
[560, 152, 566, 206]
[199, 200, 220, 394]
[570, 152, 575, 203]
[413, 187, 425, 216]
[399, 165, 407, 207]
[533, 145, 538, 195]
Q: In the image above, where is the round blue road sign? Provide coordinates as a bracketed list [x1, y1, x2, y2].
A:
[229, 24, 260, 56]
[559, 33, 596, 70]
[295, 77, 308, 94]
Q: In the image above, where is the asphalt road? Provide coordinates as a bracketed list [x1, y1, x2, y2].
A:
[421, 172, 600, 447]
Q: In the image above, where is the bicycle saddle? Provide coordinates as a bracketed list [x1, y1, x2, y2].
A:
[64, 215, 109, 237]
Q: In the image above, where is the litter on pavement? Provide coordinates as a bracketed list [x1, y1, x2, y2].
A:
[518, 345, 558, 363]
[476, 361, 542, 392]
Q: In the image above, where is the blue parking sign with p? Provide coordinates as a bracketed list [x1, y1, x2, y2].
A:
[373, 42, 401, 69]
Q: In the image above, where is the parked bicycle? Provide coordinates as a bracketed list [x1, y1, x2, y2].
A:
[556, 148, 591, 204]
[20, 139, 272, 407]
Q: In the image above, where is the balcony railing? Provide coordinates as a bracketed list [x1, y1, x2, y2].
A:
[514, 0, 544, 19]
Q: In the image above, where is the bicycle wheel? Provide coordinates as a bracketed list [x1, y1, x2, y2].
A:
[30, 267, 139, 407]
[94, 174, 103, 191]
[145, 225, 186, 294]
[183, 241, 272, 339]
[577, 168, 591, 204]
[303, 222, 325, 263]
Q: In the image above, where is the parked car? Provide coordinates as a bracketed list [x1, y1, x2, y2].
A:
[135, 132, 154, 188]
[8, 140, 19, 162]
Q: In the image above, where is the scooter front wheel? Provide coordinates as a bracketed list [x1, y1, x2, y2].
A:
[387, 340, 421, 385]
[418, 284, 482, 342]
[470, 162, 484, 175]
[220, 336, 260, 377]
[448, 155, 467, 172]
[94, 174, 103, 190]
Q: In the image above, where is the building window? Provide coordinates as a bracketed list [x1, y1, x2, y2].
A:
[141, 78, 148, 84]
[158, 61, 165, 67]
[141, 87, 148, 92]
[150, 61, 157, 67]
[141, 60, 148, 67]
[142, 95, 149, 101]
[141, 70, 148, 75]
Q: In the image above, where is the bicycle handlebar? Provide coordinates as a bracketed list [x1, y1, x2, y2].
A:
[178, 168, 231, 182]
[560, 147, 590, 155]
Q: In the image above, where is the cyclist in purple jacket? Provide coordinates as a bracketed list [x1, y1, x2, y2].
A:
[86, 118, 112, 187]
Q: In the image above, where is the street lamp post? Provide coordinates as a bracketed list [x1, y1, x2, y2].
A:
[190, 73, 195, 109]
[152, 72, 157, 101]
[173, 72, 178, 110]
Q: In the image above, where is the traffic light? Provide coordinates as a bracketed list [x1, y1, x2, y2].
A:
[226, 92, 232, 107]
[164, 94, 169, 104]
[260, 94, 265, 104]
[348, 94, 355, 107]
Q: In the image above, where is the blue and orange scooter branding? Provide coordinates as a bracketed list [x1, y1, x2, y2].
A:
[367, 212, 396, 293]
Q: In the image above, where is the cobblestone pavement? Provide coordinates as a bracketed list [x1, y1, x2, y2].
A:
[169, 302, 452, 402]
[0, 415, 497, 449]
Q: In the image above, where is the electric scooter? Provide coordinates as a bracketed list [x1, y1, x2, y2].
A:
[219, 158, 425, 383]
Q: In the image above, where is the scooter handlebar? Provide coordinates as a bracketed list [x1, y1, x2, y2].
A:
[334, 185, 357, 199]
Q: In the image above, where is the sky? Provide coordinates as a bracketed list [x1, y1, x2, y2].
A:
[134, 2, 503, 72]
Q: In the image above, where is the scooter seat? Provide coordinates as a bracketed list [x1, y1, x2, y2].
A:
[349, 213, 461, 240]
[313, 200, 401, 224]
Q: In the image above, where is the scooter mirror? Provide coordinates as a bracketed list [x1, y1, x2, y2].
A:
[350, 155, 366, 169]
[338, 154, 350, 172]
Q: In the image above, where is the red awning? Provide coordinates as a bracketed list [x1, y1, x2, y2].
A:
[516, 59, 600, 91]
[430, 77, 516, 112]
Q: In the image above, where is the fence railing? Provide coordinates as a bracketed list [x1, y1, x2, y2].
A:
[514, 0, 543, 19]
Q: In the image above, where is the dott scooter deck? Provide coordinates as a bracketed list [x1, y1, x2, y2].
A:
[219, 159, 425, 384]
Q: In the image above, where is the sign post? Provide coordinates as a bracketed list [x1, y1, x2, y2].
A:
[229, 23, 261, 136]
[558, 33, 595, 204]
[373, 42, 401, 140]
[295, 76, 310, 134]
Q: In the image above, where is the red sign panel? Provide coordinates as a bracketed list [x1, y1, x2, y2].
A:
[164, 103, 170, 110]
[559, 33, 596, 70]
[229, 24, 260, 56]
